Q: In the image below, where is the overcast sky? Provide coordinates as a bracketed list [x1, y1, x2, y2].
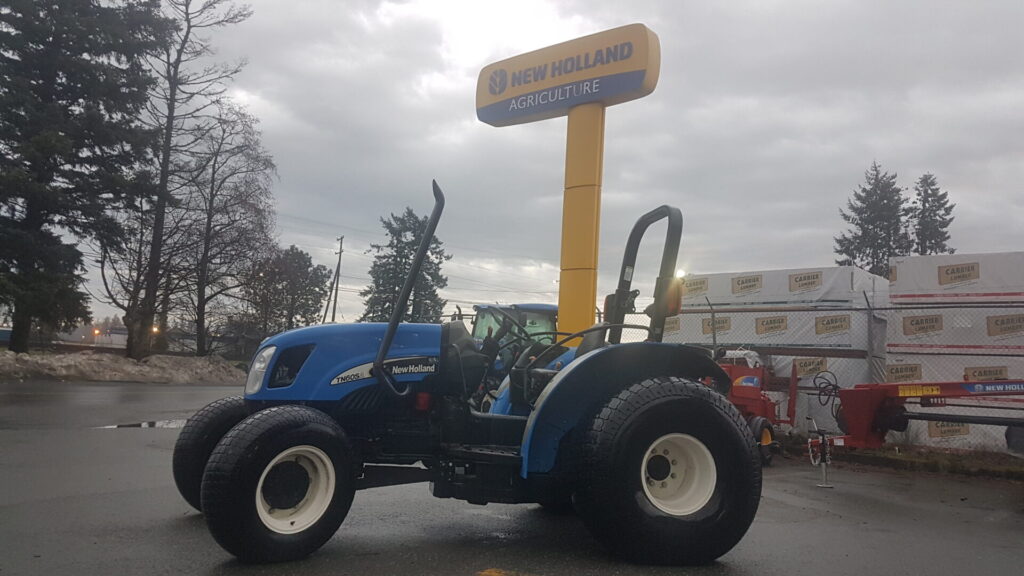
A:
[88, 0, 1024, 322]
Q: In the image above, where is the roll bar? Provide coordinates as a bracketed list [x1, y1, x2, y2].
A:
[605, 205, 682, 344]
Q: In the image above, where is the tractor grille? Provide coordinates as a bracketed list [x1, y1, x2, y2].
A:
[267, 344, 315, 389]
[338, 384, 385, 413]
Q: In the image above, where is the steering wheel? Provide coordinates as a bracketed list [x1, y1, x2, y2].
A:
[481, 307, 550, 364]
[486, 307, 533, 339]
[523, 323, 653, 374]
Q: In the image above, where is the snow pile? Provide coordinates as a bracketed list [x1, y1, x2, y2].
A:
[0, 350, 245, 385]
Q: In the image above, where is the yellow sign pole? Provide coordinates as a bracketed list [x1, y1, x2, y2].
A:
[558, 103, 605, 333]
[476, 23, 660, 335]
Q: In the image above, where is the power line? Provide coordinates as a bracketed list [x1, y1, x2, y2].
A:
[277, 211, 558, 264]
[277, 212, 386, 240]
[445, 287, 556, 294]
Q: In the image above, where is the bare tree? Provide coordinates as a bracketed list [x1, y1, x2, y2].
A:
[99, 199, 150, 349]
[130, 0, 252, 359]
[97, 171, 199, 354]
[181, 102, 275, 356]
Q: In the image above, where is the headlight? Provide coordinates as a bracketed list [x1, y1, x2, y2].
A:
[245, 346, 276, 395]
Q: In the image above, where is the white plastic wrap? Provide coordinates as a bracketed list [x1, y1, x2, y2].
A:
[884, 353, 1024, 383]
[886, 308, 1024, 356]
[682, 266, 888, 308]
[889, 251, 1024, 305]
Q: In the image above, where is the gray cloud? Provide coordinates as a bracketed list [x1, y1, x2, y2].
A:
[90, 0, 1024, 322]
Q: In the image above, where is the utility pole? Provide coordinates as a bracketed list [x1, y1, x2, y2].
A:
[322, 236, 344, 324]
[330, 236, 344, 323]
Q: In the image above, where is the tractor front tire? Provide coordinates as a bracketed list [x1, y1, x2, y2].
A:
[575, 377, 762, 565]
[748, 416, 775, 466]
[173, 396, 249, 511]
[201, 405, 357, 563]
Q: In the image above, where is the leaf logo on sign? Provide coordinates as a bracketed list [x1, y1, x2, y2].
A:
[489, 69, 508, 95]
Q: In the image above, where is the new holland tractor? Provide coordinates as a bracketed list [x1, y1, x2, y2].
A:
[172, 182, 762, 565]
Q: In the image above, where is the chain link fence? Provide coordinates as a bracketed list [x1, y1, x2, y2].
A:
[883, 303, 1024, 454]
[649, 303, 1024, 456]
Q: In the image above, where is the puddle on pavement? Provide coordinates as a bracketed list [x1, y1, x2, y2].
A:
[96, 419, 187, 429]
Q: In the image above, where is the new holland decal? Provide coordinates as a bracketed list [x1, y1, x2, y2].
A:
[331, 356, 438, 385]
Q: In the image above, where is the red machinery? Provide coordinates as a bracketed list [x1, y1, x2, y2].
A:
[829, 379, 1024, 449]
[716, 352, 1024, 470]
[714, 351, 799, 464]
[803, 378, 1024, 486]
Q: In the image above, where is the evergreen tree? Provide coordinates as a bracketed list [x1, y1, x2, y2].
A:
[360, 208, 450, 323]
[910, 173, 955, 255]
[834, 162, 913, 277]
[0, 0, 166, 352]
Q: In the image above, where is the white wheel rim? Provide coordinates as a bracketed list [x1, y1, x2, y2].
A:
[640, 433, 717, 516]
[256, 445, 335, 534]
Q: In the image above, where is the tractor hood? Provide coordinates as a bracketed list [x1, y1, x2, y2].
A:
[245, 322, 443, 402]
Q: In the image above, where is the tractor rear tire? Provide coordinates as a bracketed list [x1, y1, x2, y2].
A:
[173, 396, 249, 511]
[575, 377, 761, 565]
[748, 416, 775, 466]
[201, 405, 357, 563]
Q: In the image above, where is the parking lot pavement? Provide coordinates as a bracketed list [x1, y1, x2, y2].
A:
[1, 380, 1022, 576]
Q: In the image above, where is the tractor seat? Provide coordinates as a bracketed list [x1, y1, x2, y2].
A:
[439, 321, 489, 397]
[574, 323, 610, 360]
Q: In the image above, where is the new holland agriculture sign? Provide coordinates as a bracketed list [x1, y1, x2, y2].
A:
[476, 24, 660, 127]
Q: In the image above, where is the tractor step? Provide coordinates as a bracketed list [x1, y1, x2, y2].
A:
[443, 443, 522, 465]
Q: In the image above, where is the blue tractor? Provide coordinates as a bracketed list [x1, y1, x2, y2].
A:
[173, 182, 762, 565]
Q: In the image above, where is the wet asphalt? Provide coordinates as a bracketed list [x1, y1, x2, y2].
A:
[1, 379, 1022, 576]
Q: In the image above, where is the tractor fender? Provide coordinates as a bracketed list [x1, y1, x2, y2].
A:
[519, 342, 730, 478]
